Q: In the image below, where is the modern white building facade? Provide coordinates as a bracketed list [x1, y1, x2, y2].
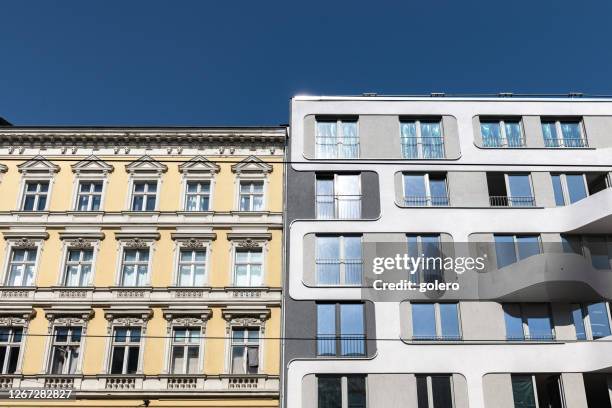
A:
[283, 95, 612, 408]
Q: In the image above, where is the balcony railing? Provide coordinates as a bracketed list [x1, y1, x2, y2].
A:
[403, 195, 450, 207]
[544, 137, 588, 148]
[507, 334, 556, 341]
[316, 259, 363, 285]
[401, 137, 445, 159]
[317, 335, 366, 357]
[316, 194, 361, 219]
[412, 334, 462, 341]
[315, 136, 360, 159]
[483, 136, 526, 148]
[489, 195, 536, 207]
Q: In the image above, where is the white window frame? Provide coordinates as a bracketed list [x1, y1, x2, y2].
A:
[166, 327, 203, 374]
[399, 118, 445, 159]
[47, 325, 84, 375]
[19, 179, 52, 211]
[128, 179, 159, 212]
[182, 179, 213, 212]
[402, 173, 449, 206]
[59, 244, 97, 287]
[551, 173, 591, 206]
[542, 118, 587, 147]
[232, 246, 265, 287]
[315, 235, 363, 286]
[503, 173, 535, 207]
[315, 375, 368, 408]
[1, 241, 43, 287]
[236, 179, 266, 212]
[416, 374, 456, 408]
[315, 118, 360, 159]
[411, 302, 462, 340]
[406, 234, 442, 284]
[72, 180, 105, 212]
[479, 118, 525, 148]
[0, 326, 25, 375]
[229, 326, 261, 374]
[115, 242, 154, 287]
[108, 326, 143, 375]
[173, 242, 210, 287]
[315, 174, 362, 219]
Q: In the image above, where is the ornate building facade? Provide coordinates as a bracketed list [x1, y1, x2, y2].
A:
[0, 126, 286, 407]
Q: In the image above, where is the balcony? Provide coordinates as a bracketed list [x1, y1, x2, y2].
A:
[316, 259, 363, 286]
[315, 137, 360, 159]
[489, 195, 536, 207]
[403, 195, 450, 207]
[544, 136, 588, 148]
[317, 335, 366, 357]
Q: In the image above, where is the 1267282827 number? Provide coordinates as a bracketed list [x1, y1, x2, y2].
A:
[5, 388, 74, 399]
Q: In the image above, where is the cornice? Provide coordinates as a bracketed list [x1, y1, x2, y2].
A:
[0, 128, 287, 147]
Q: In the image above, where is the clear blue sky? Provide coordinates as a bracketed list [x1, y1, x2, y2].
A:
[1, 0, 611, 126]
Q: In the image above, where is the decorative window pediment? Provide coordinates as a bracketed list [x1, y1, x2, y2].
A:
[125, 155, 168, 175]
[0, 307, 36, 326]
[222, 307, 271, 328]
[162, 307, 212, 331]
[44, 307, 94, 331]
[17, 155, 60, 176]
[178, 155, 220, 175]
[231, 156, 272, 175]
[227, 232, 271, 249]
[103, 307, 153, 333]
[71, 155, 114, 175]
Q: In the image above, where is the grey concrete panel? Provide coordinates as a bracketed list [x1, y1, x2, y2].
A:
[483, 373, 515, 408]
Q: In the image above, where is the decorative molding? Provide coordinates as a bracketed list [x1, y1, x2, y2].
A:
[226, 232, 272, 241]
[71, 155, 114, 175]
[8, 237, 38, 249]
[114, 232, 161, 241]
[17, 155, 60, 175]
[103, 307, 153, 333]
[2, 231, 49, 241]
[171, 232, 217, 242]
[0, 307, 36, 325]
[178, 155, 220, 175]
[231, 156, 273, 174]
[44, 307, 94, 332]
[125, 155, 168, 175]
[59, 232, 105, 241]
[123, 238, 150, 249]
[162, 307, 212, 333]
[221, 307, 271, 327]
[0, 163, 7, 173]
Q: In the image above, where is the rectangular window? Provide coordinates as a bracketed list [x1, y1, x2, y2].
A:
[503, 304, 554, 341]
[239, 181, 264, 211]
[170, 327, 200, 374]
[184, 181, 211, 211]
[494, 235, 541, 269]
[487, 173, 535, 207]
[407, 235, 442, 283]
[400, 119, 445, 159]
[234, 249, 263, 286]
[49, 326, 82, 374]
[230, 327, 259, 374]
[316, 174, 361, 219]
[570, 303, 610, 341]
[316, 303, 365, 357]
[0, 327, 22, 374]
[64, 248, 93, 286]
[316, 235, 362, 285]
[22, 181, 49, 211]
[76, 181, 103, 211]
[542, 119, 587, 147]
[416, 375, 454, 408]
[131, 181, 157, 211]
[403, 173, 449, 206]
[317, 375, 366, 408]
[480, 118, 524, 148]
[585, 236, 612, 270]
[120, 248, 150, 286]
[412, 303, 461, 341]
[571, 304, 587, 340]
[316, 119, 359, 159]
[110, 327, 141, 374]
[511, 375, 537, 408]
[5, 248, 37, 286]
[177, 249, 206, 286]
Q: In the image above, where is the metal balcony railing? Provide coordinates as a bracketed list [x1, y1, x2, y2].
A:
[317, 335, 366, 357]
[412, 334, 462, 341]
[316, 259, 363, 285]
[315, 136, 360, 159]
[403, 195, 450, 207]
[316, 194, 361, 219]
[489, 195, 536, 207]
[483, 136, 526, 148]
[544, 137, 588, 148]
[401, 137, 445, 159]
[507, 334, 556, 341]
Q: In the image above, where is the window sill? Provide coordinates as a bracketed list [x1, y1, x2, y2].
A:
[230, 210, 271, 216]
[10, 211, 50, 216]
[65, 211, 105, 216]
[176, 211, 214, 216]
[120, 211, 161, 216]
